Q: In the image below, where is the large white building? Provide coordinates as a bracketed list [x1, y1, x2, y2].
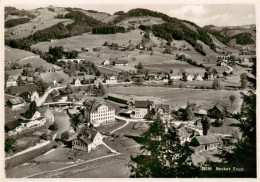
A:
[84, 100, 115, 125]
[72, 129, 103, 152]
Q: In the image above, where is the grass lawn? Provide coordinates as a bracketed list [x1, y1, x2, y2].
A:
[5, 105, 29, 124]
[107, 86, 242, 112]
[97, 120, 126, 133]
[31, 29, 143, 52]
[113, 122, 149, 137]
[34, 145, 110, 163]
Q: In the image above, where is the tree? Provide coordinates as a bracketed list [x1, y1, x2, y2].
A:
[229, 95, 236, 108]
[240, 73, 248, 89]
[129, 116, 199, 177]
[98, 83, 105, 96]
[182, 102, 195, 121]
[212, 79, 222, 90]
[201, 116, 210, 136]
[49, 122, 58, 131]
[5, 138, 16, 153]
[168, 78, 173, 85]
[29, 101, 37, 111]
[61, 131, 70, 141]
[221, 58, 256, 177]
[40, 133, 48, 140]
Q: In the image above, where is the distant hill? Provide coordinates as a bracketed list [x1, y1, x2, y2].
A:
[203, 24, 256, 46]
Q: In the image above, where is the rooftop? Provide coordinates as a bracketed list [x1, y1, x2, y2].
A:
[196, 135, 220, 145]
[135, 100, 154, 108]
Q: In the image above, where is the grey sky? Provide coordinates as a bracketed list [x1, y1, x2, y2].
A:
[5, 1, 255, 27]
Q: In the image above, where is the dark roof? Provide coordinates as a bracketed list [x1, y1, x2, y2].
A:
[8, 97, 25, 105]
[135, 100, 154, 108]
[5, 120, 22, 131]
[114, 60, 128, 64]
[78, 129, 100, 145]
[154, 104, 169, 113]
[210, 104, 226, 113]
[84, 100, 114, 113]
[196, 135, 220, 145]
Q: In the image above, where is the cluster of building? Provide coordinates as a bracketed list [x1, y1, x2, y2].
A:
[5, 111, 47, 136]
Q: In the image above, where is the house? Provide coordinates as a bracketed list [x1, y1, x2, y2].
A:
[186, 74, 193, 82]
[74, 78, 81, 86]
[52, 79, 59, 87]
[191, 135, 221, 153]
[25, 110, 41, 121]
[30, 91, 39, 102]
[6, 97, 26, 109]
[207, 104, 226, 119]
[6, 78, 18, 87]
[154, 104, 171, 121]
[84, 100, 115, 125]
[193, 109, 207, 117]
[193, 74, 203, 81]
[102, 59, 110, 65]
[133, 100, 154, 119]
[72, 129, 103, 152]
[105, 76, 117, 84]
[178, 127, 191, 145]
[170, 73, 182, 80]
[217, 62, 228, 67]
[5, 116, 47, 136]
[113, 60, 128, 66]
[68, 94, 84, 103]
[94, 78, 104, 85]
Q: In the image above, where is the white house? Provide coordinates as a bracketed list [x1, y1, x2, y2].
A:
[113, 60, 128, 66]
[170, 74, 182, 80]
[193, 74, 203, 81]
[30, 91, 39, 102]
[178, 127, 191, 145]
[6, 78, 17, 87]
[187, 74, 194, 82]
[74, 78, 81, 86]
[22, 117, 47, 128]
[52, 79, 59, 87]
[192, 135, 222, 153]
[154, 104, 171, 121]
[102, 59, 110, 65]
[105, 76, 117, 84]
[72, 129, 103, 152]
[84, 100, 115, 125]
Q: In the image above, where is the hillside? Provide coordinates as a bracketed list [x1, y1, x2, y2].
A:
[203, 24, 256, 46]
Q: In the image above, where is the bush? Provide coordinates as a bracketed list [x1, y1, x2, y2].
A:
[49, 122, 58, 131]
[213, 119, 224, 127]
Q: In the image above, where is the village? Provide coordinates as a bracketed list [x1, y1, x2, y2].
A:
[4, 5, 256, 178]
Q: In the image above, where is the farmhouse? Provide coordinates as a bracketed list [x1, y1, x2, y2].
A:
[191, 135, 221, 153]
[102, 59, 110, 65]
[30, 91, 39, 102]
[105, 76, 117, 84]
[207, 104, 226, 119]
[178, 127, 191, 145]
[6, 78, 18, 87]
[84, 100, 115, 125]
[6, 97, 26, 109]
[72, 129, 103, 152]
[74, 78, 81, 86]
[133, 100, 154, 119]
[193, 74, 203, 81]
[113, 60, 128, 66]
[170, 73, 182, 80]
[154, 104, 171, 121]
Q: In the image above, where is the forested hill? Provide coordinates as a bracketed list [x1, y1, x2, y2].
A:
[113, 8, 216, 55]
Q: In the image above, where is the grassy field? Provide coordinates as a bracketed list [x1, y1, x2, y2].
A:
[31, 29, 143, 52]
[114, 122, 149, 137]
[97, 120, 127, 133]
[39, 71, 72, 85]
[5, 8, 72, 39]
[116, 16, 165, 28]
[107, 86, 242, 113]
[5, 46, 56, 71]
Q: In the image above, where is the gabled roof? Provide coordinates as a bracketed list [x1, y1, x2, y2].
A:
[210, 104, 226, 113]
[196, 135, 220, 145]
[155, 104, 169, 113]
[78, 129, 100, 145]
[114, 60, 128, 64]
[178, 127, 190, 138]
[5, 120, 22, 131]
[135, 100, 154, 108]
[84, 100, 114, 113]
[8, 97, 25, 105]
[7, 78, 16, 82]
